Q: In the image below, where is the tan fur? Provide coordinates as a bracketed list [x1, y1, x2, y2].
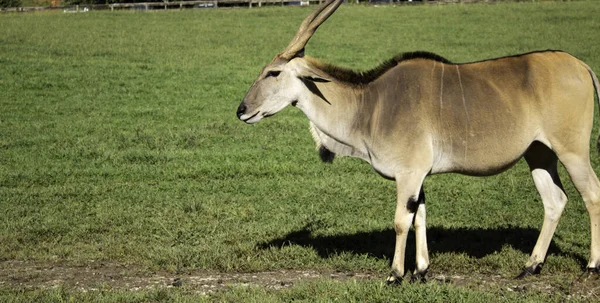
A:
[236, 0, 600, 280]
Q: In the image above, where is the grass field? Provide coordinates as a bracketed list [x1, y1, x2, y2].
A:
[1, 1, 600, 301]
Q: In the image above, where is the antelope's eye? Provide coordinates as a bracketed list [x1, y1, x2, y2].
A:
[265, 70, 281, 78]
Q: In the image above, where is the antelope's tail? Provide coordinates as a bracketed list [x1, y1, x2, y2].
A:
[589, 67, 600, 151]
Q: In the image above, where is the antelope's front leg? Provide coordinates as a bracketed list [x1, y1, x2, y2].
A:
[411, 192, 429, 283]
[386, 171, 428, 285]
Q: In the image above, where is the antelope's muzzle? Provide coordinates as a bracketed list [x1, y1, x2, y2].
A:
[236, 103, 247, 120]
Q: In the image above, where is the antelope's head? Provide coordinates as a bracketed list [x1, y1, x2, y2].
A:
[236, 0, 342, 124]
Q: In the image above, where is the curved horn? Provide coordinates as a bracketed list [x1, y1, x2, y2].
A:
[279, 0, 343, 60]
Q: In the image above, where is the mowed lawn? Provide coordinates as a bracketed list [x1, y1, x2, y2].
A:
[1, 1, 600, 301]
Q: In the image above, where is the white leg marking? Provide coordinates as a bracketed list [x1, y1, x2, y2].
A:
[414, 203, 429, 273]
[532, 169, 566, 222]
[527, 168, 567, 267]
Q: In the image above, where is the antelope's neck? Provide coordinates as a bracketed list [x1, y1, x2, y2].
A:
[297, 82, 371, 159]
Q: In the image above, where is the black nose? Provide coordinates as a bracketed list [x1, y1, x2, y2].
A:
[236, 103, 247, 119]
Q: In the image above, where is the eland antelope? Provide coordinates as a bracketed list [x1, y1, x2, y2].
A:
[236, 0, 600, 283]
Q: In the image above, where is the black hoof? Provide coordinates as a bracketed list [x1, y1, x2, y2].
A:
[576, 266, 600, 282]
[386, 270, 403, 285]
[516, 264, 542, 279]
[584, 266, 600, 280]
[171, 278, 182, 287]
[410, 270, 428, 283]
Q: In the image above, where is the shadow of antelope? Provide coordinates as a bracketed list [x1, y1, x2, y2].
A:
[257, 224, 587, 273]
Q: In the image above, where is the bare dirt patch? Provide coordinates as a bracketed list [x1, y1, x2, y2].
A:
[0, 261, 375, 295]
[1, 260, 599, 299]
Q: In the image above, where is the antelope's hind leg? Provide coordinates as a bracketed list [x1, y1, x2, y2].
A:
[519, 142, 568, 278]
[558, 152, 600, 273]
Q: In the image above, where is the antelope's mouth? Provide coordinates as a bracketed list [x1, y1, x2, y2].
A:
[242, 111, 277, 123]
[240, 111, 262, 124]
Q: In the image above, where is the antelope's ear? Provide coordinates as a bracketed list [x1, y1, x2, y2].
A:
[297, 65, 331, 83]
[289, 58, 331, 83]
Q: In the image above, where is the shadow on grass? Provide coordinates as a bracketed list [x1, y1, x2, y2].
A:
[257, 224, 587, 268]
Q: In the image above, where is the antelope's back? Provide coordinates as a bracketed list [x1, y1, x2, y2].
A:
[385, 51, 595, 175]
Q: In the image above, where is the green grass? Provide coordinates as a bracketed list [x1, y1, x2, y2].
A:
[1, 1, 600, 301]
[0, 279, 583, 303]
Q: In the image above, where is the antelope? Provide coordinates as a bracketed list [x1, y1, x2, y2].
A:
[236, 0, 600, 283]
